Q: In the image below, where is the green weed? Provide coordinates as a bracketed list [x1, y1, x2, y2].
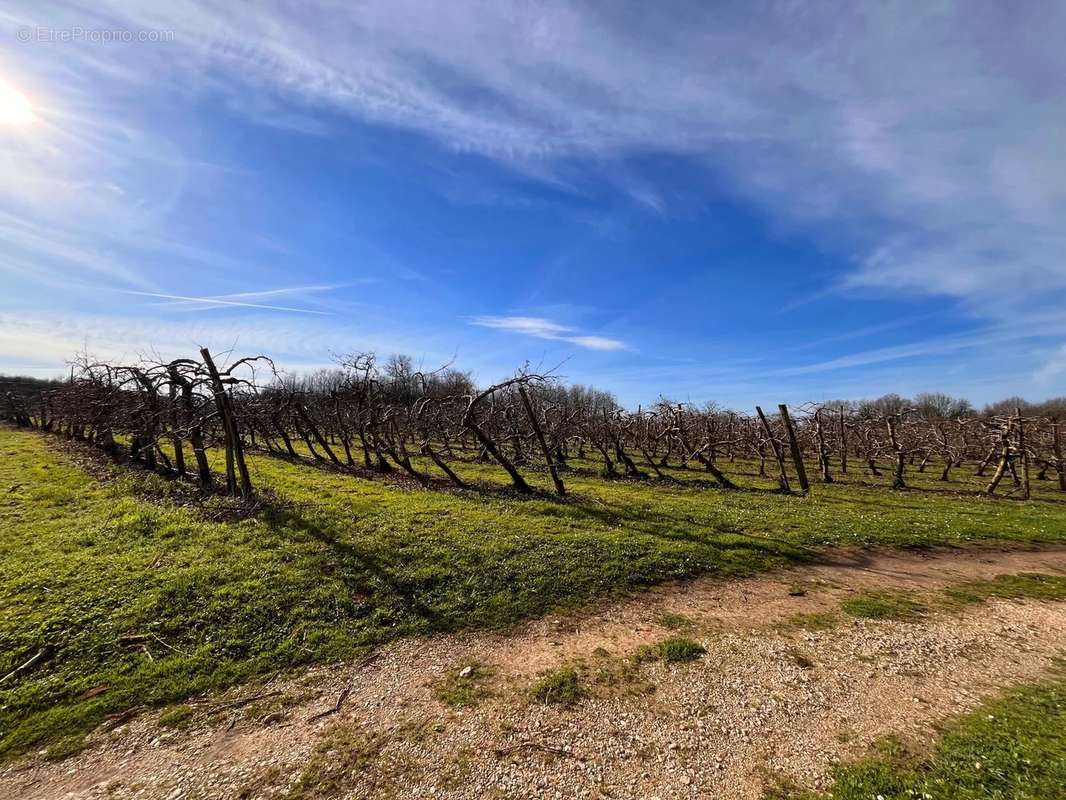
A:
[433, 664, 494, 709]
[657, 612, 695, 630]
[531, 666, 583, 706]
[943, 572, 1066, 607]
[637, 636, 706, 663]
[841, 590, 928, 622]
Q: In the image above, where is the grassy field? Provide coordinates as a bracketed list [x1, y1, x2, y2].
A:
[2, 425, 1065, 759]
[779, 663, 1066, 800]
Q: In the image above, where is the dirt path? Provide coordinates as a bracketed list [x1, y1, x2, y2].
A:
[4, 545, 1066, 800]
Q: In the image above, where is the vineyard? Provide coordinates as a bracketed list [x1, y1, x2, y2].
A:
[4, 348, 1064, 502]
[3, 350, 1066, 785]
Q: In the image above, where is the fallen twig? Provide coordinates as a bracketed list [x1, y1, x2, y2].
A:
[307, 685, 351, 722]
[306, 652, 380, 722]
[149, 632, 191, 657]
[1, 645, 54, 685]
[102, 706, 145, 730]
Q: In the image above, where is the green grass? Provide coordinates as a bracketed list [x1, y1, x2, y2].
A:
[841, 590, 929, 622]
[839, 576, 1066, 624]
[943, 573, 1066, 607]
[284, 722, 391, 799]
[530, 665, 583, 706]
[637, 636, 707, 663]
[658, 636, 707, 663]
[2, 427, 1066, 759]
[433, 664, 494, 709]
[788, 665, 1066, 800]
[157, 704, 194, 729]
[42, 734, 88, 762]
[656, 612, 695, 630]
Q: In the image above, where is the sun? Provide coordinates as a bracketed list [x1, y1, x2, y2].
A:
[0, 78, 37, 126]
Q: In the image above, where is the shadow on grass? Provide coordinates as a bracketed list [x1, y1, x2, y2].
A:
[263, 506, 449, 630]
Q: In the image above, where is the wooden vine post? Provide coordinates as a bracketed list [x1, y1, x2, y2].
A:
[838, 405, 848, 474]
[815, 409, 833, 483]
[1053, 417, 1066, 492]
[755, 405, 790, 493]
[200, 347, 253, 497]
[885, 414, 907, 490]
[167, 380, 186, 478]
[984, 420, 1012, 496]
[1017, 407, 1030, 500]
[168, 363, 212, 487]
[777, 404, 809, 494]
[518, 386, 565, 496]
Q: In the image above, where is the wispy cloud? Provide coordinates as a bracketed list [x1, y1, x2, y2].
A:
[117, 289, 336, 315]
[1034, 344, 1066, 385]
[471, 315, 626, 351]
[769, 320, 1065, 379]
[138, 284, 351, 313]
[0, 309, 457, 376]
[29, 0, 1057, 322]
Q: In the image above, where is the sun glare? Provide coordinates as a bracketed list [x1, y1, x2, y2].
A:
[0, 78, 37, 126]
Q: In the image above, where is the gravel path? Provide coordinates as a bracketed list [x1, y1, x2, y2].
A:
[4, 545, 1066, 800]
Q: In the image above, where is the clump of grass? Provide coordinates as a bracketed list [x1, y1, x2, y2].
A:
[591, 654, 656, 696]
[531, 666, 583, 706]
[637, 636, 706, 663]
[42, 734, 86, 762]
[237, 765, 285, 799]
[867, 733, 920, 766]
[434, 664, 494, 709]
[286, 723, 390, 799]
[783, 611, 838, 631]
[943, 572, 1066, 607]
[841, 590, 928, 622]
[761, 766, 806, 799]
[656, 612, 694, 630]
[659, 636, 706, 662]
[787, 648, 815, 670]
[158, 704, 194, 729]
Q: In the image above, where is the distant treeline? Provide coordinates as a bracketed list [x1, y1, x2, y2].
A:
[2, 369, 1063, 420]
[823, 392, 1066, 420]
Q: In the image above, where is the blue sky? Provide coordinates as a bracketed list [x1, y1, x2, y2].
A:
[2, 2, 1065, 407]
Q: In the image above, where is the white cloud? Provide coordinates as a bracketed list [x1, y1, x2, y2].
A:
[565, 335, 627, 352]
[9, 1, 1060, 322]
[471, 315, 625, 351]
[1034, 344, 1066, 385]
[0, 310, 453, 377]
[117, 288, 339, 315]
